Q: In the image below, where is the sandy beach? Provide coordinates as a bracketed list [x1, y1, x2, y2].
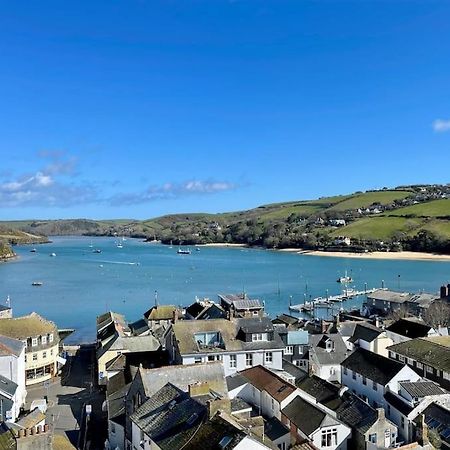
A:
[292, 250, 450, 261]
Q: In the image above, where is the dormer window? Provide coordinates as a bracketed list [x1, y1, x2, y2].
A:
[49, 334, 54, 343]
[252, 332, 268, 342]
[32, 338, 38, 347]
[41, 336, 47, 345]
[326, 340, 334, 352]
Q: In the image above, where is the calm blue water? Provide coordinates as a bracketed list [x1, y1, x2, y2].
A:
[1, 236, 449, 343]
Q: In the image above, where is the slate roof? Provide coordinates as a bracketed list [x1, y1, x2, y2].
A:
[342, 348, 405, 385]
[181, 413, 246, 450]
[387, 338, 450, 372]
[281, 396, 326, 436]
[230, 397, 252, 413]
[297, 376, 341, 409]
[384, 391, 414, 416]
[273, 313, 299, 326]
[0, 334, 25, 357]
[309, 334, 349, 366]
[197, 304, 227, 320]
[226, 373, 248, 391]
[335, 391, 378, 434]
[400, 381, 446, 398]
[0, 374, 18, 398]
[139, 362, 227, 398]
[265, 416, 290, 441]
[96, 311, 126, 333]
[0, 312, 58, 340]
[130, 383, 206, 450]
[421, 402, 450, 446]
[233, 299, 262, 310]
[144, 305, 177, 321]
[185, 302, 205, 318]
[105, 353, 126, 371]
[386, 319, 432, 339]
[173, 317, 284, 355]
[239, 365, 296, 402]
[282, 359, 308, 384]
[98, 334, 161, 360]
[108, 382, 130, 423]
[348, 323, 382, 344]
[366, 290, 412, 303]
[129, 318, 149, 336]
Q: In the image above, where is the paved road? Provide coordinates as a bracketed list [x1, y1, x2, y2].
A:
[26, 345, 106, 449]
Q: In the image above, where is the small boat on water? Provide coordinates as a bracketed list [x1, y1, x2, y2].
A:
[177, 247, 191, 255]
[337, 270, 353, 283]
[32, 281, 43, 286]
[117, 243, 123, 248]
[93, 249, 102, 254]
[50, 253, 56, 257]
[30, 248, 37, 253]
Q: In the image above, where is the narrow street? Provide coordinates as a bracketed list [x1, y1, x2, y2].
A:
[26, 345, 107, 449]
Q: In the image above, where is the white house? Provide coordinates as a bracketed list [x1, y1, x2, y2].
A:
[341, 348, 421, 409]
[309, 334, 349, 383]
[281, 395, 351, 450]
[0, 334, 26, 414]
[227, 365, 299, 422]
[171, 317, 285, 377]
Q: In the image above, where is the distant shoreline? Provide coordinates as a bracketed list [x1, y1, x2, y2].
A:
[198, 243, 248, 248]
[278, 249, 450, 261]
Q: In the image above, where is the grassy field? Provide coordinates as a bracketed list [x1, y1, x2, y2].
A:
[385, 199, 450, 217]
[328, 190, 412, 211]
[258, 203, 325, 220]
[330, 216, 423, 240]
[419, 219, 450, 239]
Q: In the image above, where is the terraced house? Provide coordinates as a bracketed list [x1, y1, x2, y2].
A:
[0, 312, 60, 385]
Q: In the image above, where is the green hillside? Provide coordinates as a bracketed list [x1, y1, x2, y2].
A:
[384, 198, 450, 217]
[328, 190, 412, 211]
[1, 184, 449, 253]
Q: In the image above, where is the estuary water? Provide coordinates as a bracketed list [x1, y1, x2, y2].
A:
[1, 236, 450, 343]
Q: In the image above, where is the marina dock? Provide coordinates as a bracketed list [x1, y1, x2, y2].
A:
[289, 287, 379, 313]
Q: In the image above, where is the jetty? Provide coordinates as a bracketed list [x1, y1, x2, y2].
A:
[289, 287, 380, 313]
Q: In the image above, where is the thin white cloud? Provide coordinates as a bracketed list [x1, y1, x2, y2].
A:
[432, 119, 450, 133]
[0, 152, 98, 207]
[109, 179, 238, 205]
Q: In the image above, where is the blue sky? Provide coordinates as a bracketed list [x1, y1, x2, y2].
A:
[1, 0, 449, 220]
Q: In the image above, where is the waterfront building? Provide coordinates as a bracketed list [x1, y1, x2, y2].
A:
[217, 293, 265, 318]
[385, 319, 436, 345]
[0, 313, 60, 386]
[170, 316, 285, 376]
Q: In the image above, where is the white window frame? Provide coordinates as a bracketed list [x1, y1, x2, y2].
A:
[321, 428, 338, 447]
[285, 346, 293, 355]
[252, 333, 263, 342]
[245, 353, 253, 367]
[229, 354, 237, 368]
[41, 336, 47, 345]
[32, 353, 37, 361]
[49, 334, 54, 343]
[32, 338, 38, 347]
[265, 352, 273, 364]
